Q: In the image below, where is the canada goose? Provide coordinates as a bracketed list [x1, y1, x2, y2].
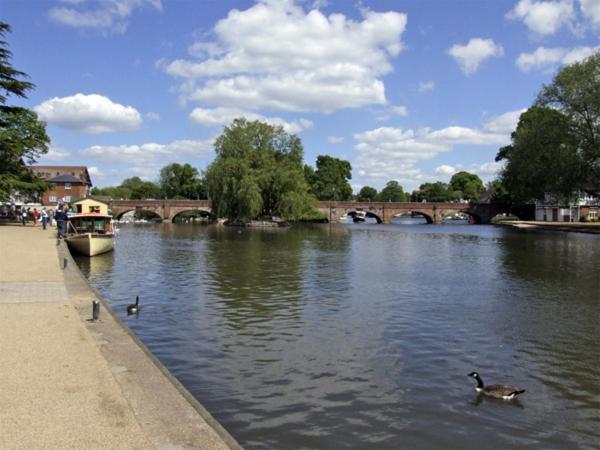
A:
[127, 296, 140, 315]
[468, 372, 525, 400]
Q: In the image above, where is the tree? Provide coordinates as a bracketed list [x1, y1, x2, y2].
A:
[496, 106, 581, 203]
[307, 155, 353, 201]
[487, 179, 511, 204]
[357, 185, 378, 202]
[0, 22, 50, 201]
[159, 163, 205, 199]
[536, 51, 600, 194]
[379, 180, 408, 202]
[205, 118, 316, 221]
[416, 182, 452, 202]
[449, 171, 484, 201]
[91, 177, 161, 200]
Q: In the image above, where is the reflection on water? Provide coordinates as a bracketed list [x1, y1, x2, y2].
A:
[76, 223, 600, 450]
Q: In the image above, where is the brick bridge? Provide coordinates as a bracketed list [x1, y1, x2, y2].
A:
[109, 199, 511, 224]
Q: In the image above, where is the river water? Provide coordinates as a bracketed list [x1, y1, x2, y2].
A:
[74, 222, 600, 450]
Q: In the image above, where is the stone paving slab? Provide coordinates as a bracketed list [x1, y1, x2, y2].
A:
[0, 225, 241, 449]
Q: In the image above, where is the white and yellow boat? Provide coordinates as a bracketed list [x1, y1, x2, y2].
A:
[65, 213, 115, 256]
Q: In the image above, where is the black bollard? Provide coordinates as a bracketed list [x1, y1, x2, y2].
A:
[92, 300, 100, 321]
[63, 257, 68, 269]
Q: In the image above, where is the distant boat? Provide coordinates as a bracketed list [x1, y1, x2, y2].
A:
[65, 213, 115, 256]
[353, 211, 366, 223]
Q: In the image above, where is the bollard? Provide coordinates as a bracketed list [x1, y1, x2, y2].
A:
[63, 257, 68, 269]
[92, 300, 100, 321]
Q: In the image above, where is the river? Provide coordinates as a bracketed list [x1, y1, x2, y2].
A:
[74, 222, 600, 450]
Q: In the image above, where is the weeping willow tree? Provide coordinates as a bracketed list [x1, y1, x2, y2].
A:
[205, 118, 319, 222]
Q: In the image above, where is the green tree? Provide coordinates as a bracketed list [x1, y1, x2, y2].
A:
[449, 171, 484, 201]
[357, 185, 378, 202]
[159, 163, 205, 199]
[416, 182, 452, 202]
[378, 180, 407, 202]
[487, 179, 511, 204]
[536, 51, 600, 194]
[0, 22, 50, 201]
[496, 106, 580, 203]
[307, 155, 353, 201]
[205, 118, 316, 222]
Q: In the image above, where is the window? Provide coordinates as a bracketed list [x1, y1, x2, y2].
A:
[49, 196, 57, 203]
[63, 196, 71, 202]
[65, 183, 72, 190]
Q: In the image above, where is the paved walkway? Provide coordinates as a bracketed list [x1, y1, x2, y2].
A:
[0, 224, 240, 449]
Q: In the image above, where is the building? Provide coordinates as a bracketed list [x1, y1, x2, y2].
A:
[72, 197, 109, 216]
[31, 166, 92, 206]
[535, 193, 599, 222]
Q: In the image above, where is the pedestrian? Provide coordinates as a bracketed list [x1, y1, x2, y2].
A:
[48, 208, 54, 227]
[21, 207, 27, 226]
[33, 208, 39, 225]
[55, 207, 65, 238]
[41, 208, 48, 230]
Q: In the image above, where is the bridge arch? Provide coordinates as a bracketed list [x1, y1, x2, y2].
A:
[347, 210, 383, 224]
[172, 209, 215, 223]
[392, 210, 434, 224]
[439, 209, 481, 224]
[115, 208, 163, 222]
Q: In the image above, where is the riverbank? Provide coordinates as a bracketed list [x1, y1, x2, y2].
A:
[498, 220, 600, 234]
[0, 224, 241, 449]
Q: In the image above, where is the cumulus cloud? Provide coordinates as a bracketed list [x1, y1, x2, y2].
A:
[516, 45, 600, 71]
[38, 146, 72, 162]
[352, 109, 523, 187]
[146, 111, 160, 121]
[328, 136, 345, 144]
[189, 107, 313, 134]
[49, 0, 162, 33]
[165, 0, 407, 113]
[34, 93, 142, 133]
[87, 166, 104, 177]
[435, 164, 456, 175]
[507, 0, 575, 36]
[447, 38, 504, 75]
[418, 80, 435, 93]
[580, 0, 600, 27]
[82, 138, 214, 164]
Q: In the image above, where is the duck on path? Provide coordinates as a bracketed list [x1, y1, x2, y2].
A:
[468, 372, 526, 400]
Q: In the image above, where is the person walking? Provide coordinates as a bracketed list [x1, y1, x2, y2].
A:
[21, 208, 27, 226]
[55, 207, 65, 238]
[33, 208, 39, 225]
[41, 208, 48, 230]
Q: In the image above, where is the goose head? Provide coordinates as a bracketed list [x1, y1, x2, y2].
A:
[467, 372, 480, 378]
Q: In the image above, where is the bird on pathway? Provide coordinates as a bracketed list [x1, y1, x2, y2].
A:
[127, 295, 140, 315]
[468, 372, 526, 400]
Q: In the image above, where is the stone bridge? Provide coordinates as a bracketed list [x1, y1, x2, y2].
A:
[110, 199, 212, 222]
[316, 201, 511, 224]
[109, 199, 512, 224]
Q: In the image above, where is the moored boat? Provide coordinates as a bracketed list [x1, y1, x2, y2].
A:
[65, 213, 115, 256]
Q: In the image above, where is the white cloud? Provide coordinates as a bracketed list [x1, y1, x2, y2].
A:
[87, 166, 104, 177]
[507, 0, 575, 36]
[38, 146, 71, 162]
[146, 111, 160, 121]
[49, 0, 162, 33]
[351, 109, 523, 188]
[516, 45, 600, 71]
[418, 81, 435, 93]
[34, 93, 142, 133]
[391, 105, 408, 116]
[580, 0, 600, 27]
[435, 164, 456, 175]
[447, 38, 504, 75]
[82, 138, 214, 164]
[189, 107, 312, 134]
[328, 136, 345, 144]
[165, 1, 407, 113]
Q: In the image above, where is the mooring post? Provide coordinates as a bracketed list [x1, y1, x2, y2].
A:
[92, 300, 100, 321]
[63, 257, 68, 269]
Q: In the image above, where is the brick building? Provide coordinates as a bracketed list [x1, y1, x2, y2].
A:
[31, 166, 93, 206]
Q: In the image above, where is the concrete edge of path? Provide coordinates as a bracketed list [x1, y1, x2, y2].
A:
[57, 240, 243, 450]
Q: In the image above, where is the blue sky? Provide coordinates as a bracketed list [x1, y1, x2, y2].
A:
[2, 0, 599, 191]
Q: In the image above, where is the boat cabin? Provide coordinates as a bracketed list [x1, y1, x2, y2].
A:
[72, 197, 109, 216]
[67, 214, 113, 235]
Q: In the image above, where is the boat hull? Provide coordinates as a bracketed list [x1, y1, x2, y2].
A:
[66, 233, 115, 256]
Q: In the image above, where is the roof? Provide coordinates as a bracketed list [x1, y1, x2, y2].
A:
[48, 174, 84, 183]
[71, 197, 109, 205]
[67, 213, 112, 219]
[31, 165, 93, 186]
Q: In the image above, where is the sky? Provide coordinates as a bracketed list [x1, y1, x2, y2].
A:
[2, 0, 599, 191]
